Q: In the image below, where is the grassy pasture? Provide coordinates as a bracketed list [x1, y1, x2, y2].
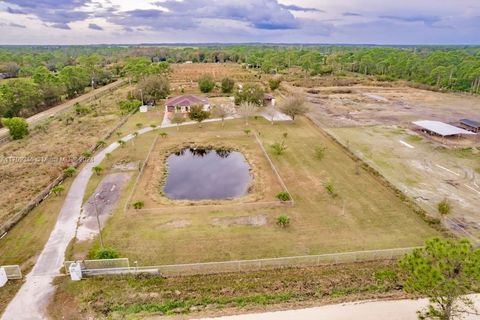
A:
[73, 117, 440, 265]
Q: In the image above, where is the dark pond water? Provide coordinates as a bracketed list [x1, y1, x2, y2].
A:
[164, 148, 252, 200]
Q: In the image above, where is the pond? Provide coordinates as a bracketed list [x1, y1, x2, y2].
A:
[164, 147, 252, 200]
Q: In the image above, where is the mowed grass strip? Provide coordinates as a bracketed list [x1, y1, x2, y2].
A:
[76, 117, 440, 265]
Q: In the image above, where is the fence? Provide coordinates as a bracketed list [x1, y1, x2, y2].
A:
[70, 247, 419, 278]
[1, 265, 22, 280]
[64, 258, 129, 275]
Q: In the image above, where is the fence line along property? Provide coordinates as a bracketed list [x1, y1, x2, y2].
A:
[64, 246, 420, 278]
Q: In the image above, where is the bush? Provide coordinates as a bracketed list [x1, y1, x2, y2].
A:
[276, 191, 291, 201]
[437, 198, 451, 215]
[94, 247, 120, 260]
[244, 128, 251, 135]
[74, 102, 91, 115]
[198, 74, 215, 93]
[92, 166, 103, 175]
[269, 78, 282, 91]
[159, 132, 168, 138]
[276, 215, 290, 228]
[1, 117, 29, 140]
[133, 201, 145, 209]
[52, 185, 65, 196]
[119, 99, 142, 114]
[63, 167, 77, 177]
[315, 146, 327, 160]
[324, 181, 337, 198]
[82, 150, 93, 157]
[221, 77, 235, 93]
[271, 141, 287, 155]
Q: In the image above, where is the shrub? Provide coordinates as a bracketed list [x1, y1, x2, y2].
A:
[1, 117, 29, 140]
[94, 247, 120, 260]
[133, 201, 145, 209]
[198, 74, 215, 93]
[96, 140, 106, 147]
[159, 132, 168, 138]
[119, 99, 142, 114]
[269, 78, 282, 91]
[276, 191, 291, 201]
[74, 102, 91, 115]
[118, 140, 126, 147]
[315, 146, 327, 160]
[92, 166, 103, 175]
[276, 215, 290, 228]
[324, 181, 337, 198]
[437, 198, 451, 215]
[221, 77, 235, 93]
[244, 128, 251, 135]
[63, 167, 77, 177]
[271, 141, 287, 155]
[52, 185, 65, 196]
[82, 150, 93, 157]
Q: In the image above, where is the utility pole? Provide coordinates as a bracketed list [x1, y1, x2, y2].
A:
[93, 193, 104, 249]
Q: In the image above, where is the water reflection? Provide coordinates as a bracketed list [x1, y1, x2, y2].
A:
[164, 148, 252, 200]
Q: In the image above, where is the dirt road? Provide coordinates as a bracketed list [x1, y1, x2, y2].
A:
[0, 79, 125, 140]
[197, 295, 480, 320]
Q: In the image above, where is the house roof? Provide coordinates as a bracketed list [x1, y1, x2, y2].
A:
[165, 95, 208, 107]
[460, 119, 480, 129]
[413, 120, 475, 136]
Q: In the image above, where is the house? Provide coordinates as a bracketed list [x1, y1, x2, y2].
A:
[459, 119, 480, 133]
[264, 93, 276, 107]
[164, 95, 210, 117]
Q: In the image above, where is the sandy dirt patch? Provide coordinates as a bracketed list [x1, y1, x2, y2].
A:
[76, 172, 132, 241]
[211, 215, 267, 227]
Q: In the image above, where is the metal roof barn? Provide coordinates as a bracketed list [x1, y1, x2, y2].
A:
[460, 119, 480, 131]
[412, 120, 476, 137]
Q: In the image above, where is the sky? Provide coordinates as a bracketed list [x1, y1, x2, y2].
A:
[0, 0, 479, 45]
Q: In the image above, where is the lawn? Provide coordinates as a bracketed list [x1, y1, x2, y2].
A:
[71, 117, 440, 265]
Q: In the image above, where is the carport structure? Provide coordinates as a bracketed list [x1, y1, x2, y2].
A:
[413, 120, 476, 137]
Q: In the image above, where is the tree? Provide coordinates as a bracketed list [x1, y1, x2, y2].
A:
[198, 74, 215, 93]
[212, 104, 232, 127]
[221, 77, 235, 93]
[280, 95, 309, 121]
[58, 66, 90, 98]
[188, 105, 210, 126]
[400, 238, 480, 320]
[32, 66, 65, 106]
[0, 78, 42, 117]
[137, 75, 170, 104]
[170, 113, 185, 130]
[1, 117, 29, 140]
[234, 83, 265, 106]
[238, 102, 257, 126]
[276, 192, 291, 201]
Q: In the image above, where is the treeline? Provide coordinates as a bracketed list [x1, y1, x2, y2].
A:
[124, 45, 480, 93]
[0, 50, 123, 118]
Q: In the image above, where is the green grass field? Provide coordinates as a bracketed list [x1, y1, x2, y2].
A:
[72, 117, 440, 265]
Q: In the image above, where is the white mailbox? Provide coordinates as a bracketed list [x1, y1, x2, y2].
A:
[0, 267, 7, 287]
[69, 262, 83, 281]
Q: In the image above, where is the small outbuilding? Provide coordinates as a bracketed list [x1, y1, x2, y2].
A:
[413, 120, 476, 137]
[459, 119, 480, 133]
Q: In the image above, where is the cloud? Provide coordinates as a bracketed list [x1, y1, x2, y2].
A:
[343, 12, 362, 17]
[50, 23, 71, 30]
[3, 0, 91, 24]
[9, 23, 27, 29]
[279, 4, 324, 13]
[88, 23, 103, 30]
[379, 15, 441, 26]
